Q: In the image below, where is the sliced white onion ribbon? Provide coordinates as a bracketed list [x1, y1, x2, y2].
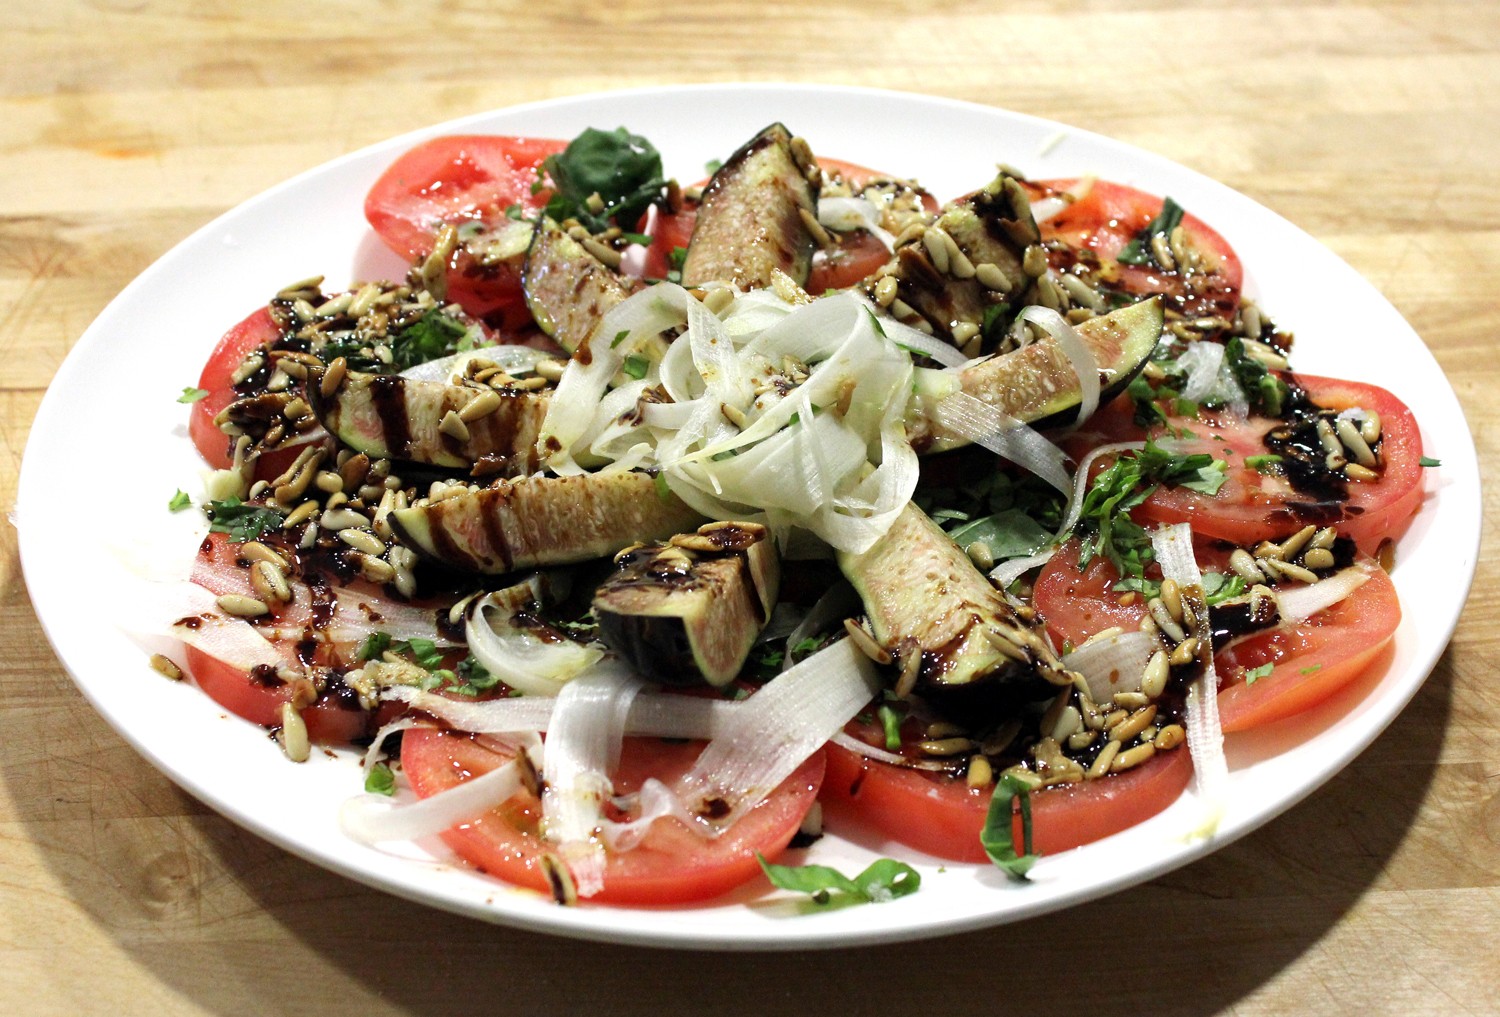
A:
[1017, 305, 1100, 428]
[464, 579, 605, 696]
[674, 637, 879, 828]
[539, 662, 646, 898]
[1275, 566, 1370, 622]
[930, 391, 1073, 494]
[1175, 339, 1248, 418]
[340, 746, 527, 846]
[379, 684, 740, 740]
[1063, 629, 1160, 705]
[816, 194, 896, 251]
[1150, 522, 1227, 833]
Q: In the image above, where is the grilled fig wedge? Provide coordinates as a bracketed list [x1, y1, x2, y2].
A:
[593, 521, 780, 687]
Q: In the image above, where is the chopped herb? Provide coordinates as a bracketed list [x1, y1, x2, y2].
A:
[1299, 664, 1323, 675]
[668, 246, 688, 270]
[1117, 196, 1185, 267]
[1244, 662, 1275, 685]
[877, 703, 905, 751]
[621, 354, 649, 380]
[1224, 338, 1288, 416]
[206, 498, 286, 543]
[757, 854, 920, 905]
[980, 302, 1012, 343]
[1075, 439, 1228, 578]
[168, 490, 192, 512]
[365, 762, 396, 796]
[621, 231, 652, 246]
[543, 127, 666, 233]
[791, 636, 822, 657]
[653, 471, 671, 501]
[178, 386, 209, 403]
[504, 203, 524, 220]
[1245, 454, 1284, 474]
[980, 773, 1038, 880]
[358, 631, 393, 661]
[610, 329, 631, 349]
[389, 309, 472, 370]
[445, 656, 502, 697]
[394, 637, 443, 670]
[1419, 456, 1442, 468]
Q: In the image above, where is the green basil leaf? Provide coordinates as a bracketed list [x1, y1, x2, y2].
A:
[980, 773, 1038, 880]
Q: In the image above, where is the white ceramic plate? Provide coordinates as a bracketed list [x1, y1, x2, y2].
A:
[18, 84, 1479, 950]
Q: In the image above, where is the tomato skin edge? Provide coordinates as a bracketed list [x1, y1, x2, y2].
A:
[821, 739, 1193, 863]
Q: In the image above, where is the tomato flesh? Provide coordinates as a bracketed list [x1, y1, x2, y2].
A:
[363, 135, 567, 328]
[1033, 539, 1402, 732]
[1031, 178, 1243, 322]
[822, 725, 1192, 862]
[401, 730, 824, 904]
[188, 307, 283, 470]
[182, 532, 373, 743]
[1074, 376, 1424, 555]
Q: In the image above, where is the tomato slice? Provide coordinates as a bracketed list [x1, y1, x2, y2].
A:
[821, 725, 1192, 863]
[1033, 538, 1402, 732]
[188, 307, 283, 470]
[363, 135, 567, 328]
[1031, 178, 1243, 322]
[401, 730, 824, 904]
[1074, 376, 1425, 555]
[182, 533, 373, 743]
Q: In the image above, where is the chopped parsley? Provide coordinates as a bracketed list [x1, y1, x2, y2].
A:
[168, 489, 192, 512]
[1224, 337, 1288, 416]
[756, 854, 921, 905]
[206, 498, 285, 543]
[178, 386, 209, 403]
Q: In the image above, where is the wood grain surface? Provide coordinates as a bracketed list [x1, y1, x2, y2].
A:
[4, 1, 1498, 1014]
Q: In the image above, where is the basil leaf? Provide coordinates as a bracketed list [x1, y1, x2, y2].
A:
[1117, 196, 1185, 266]
[168, 490, 192, 512]
[757, 854, 921, 905]
[948, 508, 1053, 561]
[358, 631, 393, 661]
[389, 309, 472, 370]
[621, 353, 649, 380]
[394, 637, 443, 670]
[1420, 456, 1442, 468]
[980, 773, 1038, 880]
[543, 127, 665, 233]
[1244, 662, 1274, 685]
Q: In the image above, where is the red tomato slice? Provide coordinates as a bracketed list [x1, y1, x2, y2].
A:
[188, 307, 283, 470]
[821, 724, 1192, 863]
[1031, 178, 1243, 322]
[1033, 539, 1402, 732]
[1074, 376, 1425, 555]
[401, 730, 824, 904]
[363, 135, 567, 328]
[182, 533, 373, 743]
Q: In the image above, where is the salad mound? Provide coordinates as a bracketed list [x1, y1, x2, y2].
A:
[164, 121, 1422, 906]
